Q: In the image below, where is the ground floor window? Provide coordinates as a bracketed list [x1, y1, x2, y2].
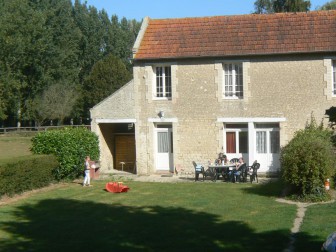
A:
[221, 119, 282, 171]
[225, 124, 248, 154]
[255, 123, 280, 154]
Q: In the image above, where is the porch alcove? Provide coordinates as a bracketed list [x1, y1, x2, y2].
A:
[98, 122, 136, 174]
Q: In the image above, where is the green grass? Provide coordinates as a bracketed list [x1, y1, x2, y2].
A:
[0, 134, 334, 251]
[0, 180, 298, 252]
[295, 202, 336, 252]
[0, 136, 33, 165]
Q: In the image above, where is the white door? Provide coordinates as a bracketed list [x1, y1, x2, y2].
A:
[155, 128, 173, 171]
[255, 128, 280, 172]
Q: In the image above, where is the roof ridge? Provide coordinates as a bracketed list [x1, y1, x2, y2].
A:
[148, 10, 336, 22]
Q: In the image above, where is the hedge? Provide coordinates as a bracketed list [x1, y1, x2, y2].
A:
[31, 127, 99, 180]
[0, 155, 59, 198]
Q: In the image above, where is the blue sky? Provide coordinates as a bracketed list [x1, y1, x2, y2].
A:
[83, 0, 330, 21]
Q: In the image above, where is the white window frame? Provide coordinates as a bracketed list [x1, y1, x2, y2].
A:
[224, 126, 248, 154]
[255, 124, 280, 154]
[223, 62, 243, 99]
[153, 65, 172, 100]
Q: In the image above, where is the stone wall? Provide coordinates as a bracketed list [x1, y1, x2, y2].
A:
[90, 81, 135, 172]
[133, 55, 336, 174]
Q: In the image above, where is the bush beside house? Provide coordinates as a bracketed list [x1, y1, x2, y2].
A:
[31, 127, 99, 180]
[280, 118, 336, 201]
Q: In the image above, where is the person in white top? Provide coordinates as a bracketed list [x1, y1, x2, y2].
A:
[83, 156, 91, 187]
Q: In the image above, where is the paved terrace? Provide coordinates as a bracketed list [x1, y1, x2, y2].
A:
[99, 169, 273, 183]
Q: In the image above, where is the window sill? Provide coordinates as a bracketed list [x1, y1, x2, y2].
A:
[152, 97, 172, 101]
[223, 97, 243, 100]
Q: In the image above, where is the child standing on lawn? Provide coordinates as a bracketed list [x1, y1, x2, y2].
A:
[83, 156, 91, 187]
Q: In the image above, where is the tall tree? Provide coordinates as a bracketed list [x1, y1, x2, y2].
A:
[73, 1, 105, 83]
[0, 0, 141, 126]
[26, 82, 79, 126]
[254, 0, 274, 13]
[0, 0, 46, 125]
[0, 0, 82, 126]
[82, 54, 132, 115]
[318, 0, 336, 10]
[254, 0, 311, 13]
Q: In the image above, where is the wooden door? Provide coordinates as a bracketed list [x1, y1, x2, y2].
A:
[115, 135, 136, 173]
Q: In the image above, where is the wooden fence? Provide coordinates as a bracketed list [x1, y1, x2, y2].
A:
[0, 125, 91, 134]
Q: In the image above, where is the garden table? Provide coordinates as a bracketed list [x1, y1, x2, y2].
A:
[207, 164, 236, 182]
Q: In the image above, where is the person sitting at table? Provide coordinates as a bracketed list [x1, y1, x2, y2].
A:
[229, 157, 245, 182]
[215, 153, 227, 165]
[223, 155, 228, 165]
[213, 153, 226, 180]
[216, 153, 230, 180]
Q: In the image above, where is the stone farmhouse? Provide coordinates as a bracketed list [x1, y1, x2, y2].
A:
[91, 10, 336, 175]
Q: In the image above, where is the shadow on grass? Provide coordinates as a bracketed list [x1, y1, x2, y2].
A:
[0, 198, 324, 252]
[242, 178, 286, 198]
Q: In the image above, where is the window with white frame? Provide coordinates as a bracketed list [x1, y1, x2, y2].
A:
[333, 60, 336, 96]
[255, 123, 280, 154]
[154, 66, 172, 98]
[223, 62, 243, 99]
[225, 124, 248, 154]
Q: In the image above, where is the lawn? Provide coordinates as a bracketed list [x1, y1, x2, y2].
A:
[0, 135, 33, 165]
[295, 201, 336, 252]
[0, 178, 334, 252]
[0, 135, 334, 251]
[0, 179, 299, 252]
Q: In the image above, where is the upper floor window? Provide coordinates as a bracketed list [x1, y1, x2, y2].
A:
[333, 60, 336, 96]
[155, 66, 171, 99]
[223, 63, 243, 99]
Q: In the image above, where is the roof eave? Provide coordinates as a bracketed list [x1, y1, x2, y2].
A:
[132, 50, 336, 62]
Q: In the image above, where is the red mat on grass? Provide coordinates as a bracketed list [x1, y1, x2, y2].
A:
[105, 182, 130, 193]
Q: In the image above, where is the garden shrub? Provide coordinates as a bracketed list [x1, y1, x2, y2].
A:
[0, 155, 58, 198]
[31, 127, 99, 180]
[280, 118, 336, 200]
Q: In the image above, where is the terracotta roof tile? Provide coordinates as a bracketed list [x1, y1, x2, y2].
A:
[134, 11, 336, 60]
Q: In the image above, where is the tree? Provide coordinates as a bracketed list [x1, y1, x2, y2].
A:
[0, 0, 140, 126]
[27, 83, 79, 126]
[0, 82, 6, 121]
[254, 0, 311, 13]
[318, 0, 336, 10]
[0, 0, 82, 126]
[254, 0, 274, 13]
[82, 54, 132, 114]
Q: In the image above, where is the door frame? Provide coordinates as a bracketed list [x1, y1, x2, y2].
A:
[154, 124, 173, 172]
[254, 125, 280, 172]
[220, 118, 285, 172]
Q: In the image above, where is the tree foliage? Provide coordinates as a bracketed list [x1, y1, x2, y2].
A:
[0, 0, 141, 126]
[254, 0, 311, 13]
[83, 54, 132, 112]
[27, 83, 79, 126]
[318, 0, 336, 10]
